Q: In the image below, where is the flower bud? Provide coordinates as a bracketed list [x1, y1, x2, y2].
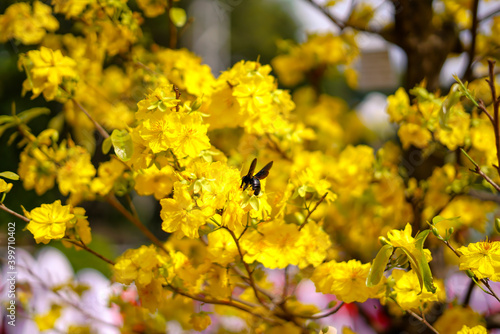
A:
[465, 269, 475, 279]
[495, 218, 500, 234]
[379, 236, 389, 245]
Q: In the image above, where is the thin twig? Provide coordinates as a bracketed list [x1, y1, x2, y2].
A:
[303, 0, 376, 33]
[21, 264, 120, 329]
[166, 284, 281, 324]
[300, 302, 345, 319]
[298, 192, 328, 231]
[72, 99, 110, 139]
[407, 310, 440, 334]
[224, 227, 268, 306]
[461, 148, 500, 192]
[63, 239, 115, 265]
[481, 279, 500, 303]
[106, 194, 169, 254]
[0, 203, 30, 222]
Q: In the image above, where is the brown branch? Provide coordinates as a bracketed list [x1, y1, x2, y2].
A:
[225, 227, 268, 306]
[63, 239, 115, 265]
[167, 284, 281, 324]
[299, 302, 345, 320]
[168, 0, 178, 49]
[461, 149, 500, 192]
[478, 5, 500, 22]
[467, 189, 500, 204]
[486, 60, 500, 175]
[303, 0, 376, 33]
[462, 0, 480, 81]
[72, 99, 110, 139]
[0, 203, 30, 223]
[298, 192, 328, 231]
[106, 194, 169, 254]
[265, 134, 291, 161]
[407, 310, 440, 334]
[481, 279, 500, 303]
[0, 203, 116, 266]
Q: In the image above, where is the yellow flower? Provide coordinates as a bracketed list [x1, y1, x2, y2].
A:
[295, 221, 331, 268]
[20, 47, 78, 101]
[386, 87, 411, 123]
[398, 123, 432, 149]
[114, 245, 161, 286]
[206, 228, 239, 266]
[457, 325, 488, 334]
[433, 306, 485, 334]
[52, 0, 92, 18]
[458, 240, 500, 281]
[26, 200, 75, 244]
[138, 110, 176, 153]
[171, 112, 211, 158]
[386, 223, 432, 262]
[311, 259, 381, 303]
[34, 305, 61, 331]
[160, 183, 209, 239]
[18, 146, 57, 195]
[330, 145, 374, 197]
[62, 207, 92, 249]
[136, 0, 168, 17]
[391, 269, 442, 310]
[241, 220, 302, 269]
[134, 164, 175, 200]
[91, 159, 128, 197]
[435, 106, 470, 150]
[189, 312, 211, 331]
[0, 178, 13, 193]
[0, 1, 59, 45]
[57, 146, 96, 197]
[439, 197, 496, 233]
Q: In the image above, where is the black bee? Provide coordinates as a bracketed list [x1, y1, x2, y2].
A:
[240, 158, 273, 196]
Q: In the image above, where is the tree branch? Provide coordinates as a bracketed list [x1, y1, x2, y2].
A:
[462, 0, 480, 81]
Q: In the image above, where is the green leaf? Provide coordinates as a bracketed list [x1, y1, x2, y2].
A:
[0, 115, 14, 124]
[398, 246, 424, 291]
[432, 215, 460, 225]
[0, 123, 15, 138]
[414, 230, 436, 293]
[0, 171, 19, 180]
[110, 129, 133, 162]
[102, 137, 112, 154]
[367, 244, 393, 287]
[18, 107, 50, 123]
[169, 8, 187, 27]
[453, 75, 479, 107]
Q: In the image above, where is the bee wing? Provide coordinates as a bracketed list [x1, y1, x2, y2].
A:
[245, 158, 257, 178]
[254, 161, 273, 180]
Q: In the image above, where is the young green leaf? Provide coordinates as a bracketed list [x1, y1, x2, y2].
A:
[110, 129, 133, 162]
[367, 244, 393, 287]
[0, 171, 19, 180]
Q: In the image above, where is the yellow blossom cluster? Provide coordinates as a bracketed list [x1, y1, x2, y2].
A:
[3, 0, 500, 332]
[272, 33, 359, 87]
[0, 1, 59, 45]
